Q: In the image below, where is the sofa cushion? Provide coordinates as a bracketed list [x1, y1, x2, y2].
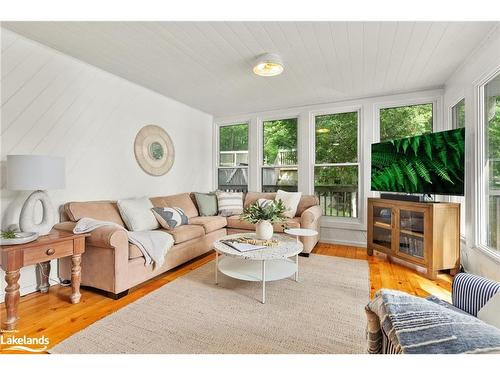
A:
[164, 224, 205, 244]
[244, 192, 276, 208]
[64, 201, 125, 227]
[117, 197, 159, 231]
[216, 191, 244, 217]
[226, 215, 300, 232]
[152, 207, 188, 229]
[129, 244, 144, 260]
[193, 193, 218, 216]
[150, 193, 199, 219]
[189, 216, 227, 234]
[276, 190, 302, 218]
[296, 195, 319, 216]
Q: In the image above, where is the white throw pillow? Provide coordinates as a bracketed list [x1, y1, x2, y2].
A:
[477, 291, 500, 329]
[275, 190, 302, 218]
[117, 197, 159, 231]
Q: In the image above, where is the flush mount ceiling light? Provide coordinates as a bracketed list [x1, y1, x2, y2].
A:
[253, 53, 284, 77]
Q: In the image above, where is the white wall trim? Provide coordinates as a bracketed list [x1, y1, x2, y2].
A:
[319, 238, 367, 248]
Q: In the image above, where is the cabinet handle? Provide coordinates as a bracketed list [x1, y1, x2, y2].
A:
[46, 248, 55, 256]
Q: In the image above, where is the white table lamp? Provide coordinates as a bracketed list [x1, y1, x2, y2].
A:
[7, 155, 65, 235]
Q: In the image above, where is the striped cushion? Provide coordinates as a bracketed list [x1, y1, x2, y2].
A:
[452, 273, 500, 317]
[216, 191, 244, 217]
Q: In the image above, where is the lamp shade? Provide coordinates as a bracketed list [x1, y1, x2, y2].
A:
[7, 155, 65, 191]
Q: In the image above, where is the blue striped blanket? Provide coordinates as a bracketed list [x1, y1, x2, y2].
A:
[366, 289, 500, 354]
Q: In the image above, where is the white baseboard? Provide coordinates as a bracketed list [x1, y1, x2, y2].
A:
[318, 237, 367, 248]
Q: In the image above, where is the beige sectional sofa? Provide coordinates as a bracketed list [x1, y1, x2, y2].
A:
[55, 192, 321, 298]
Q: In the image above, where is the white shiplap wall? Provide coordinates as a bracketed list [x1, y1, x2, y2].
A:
[0, 28, 214, 297]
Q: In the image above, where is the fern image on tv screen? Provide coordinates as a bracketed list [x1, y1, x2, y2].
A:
[371, 128, 465, 196]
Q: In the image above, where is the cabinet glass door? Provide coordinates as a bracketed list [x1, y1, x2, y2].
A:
[398, 209, 425, 259]
[372, 205, 393, 251]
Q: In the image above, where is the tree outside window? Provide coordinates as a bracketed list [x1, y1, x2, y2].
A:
[485, 76, 500, 251]
[218, 123, 249, 192]
[314, 111, 359, 218]
[380, 103, 433, 142]
[262, 118, 298, 192]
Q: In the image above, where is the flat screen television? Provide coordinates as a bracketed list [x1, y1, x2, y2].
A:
[371, 128, 465, 196]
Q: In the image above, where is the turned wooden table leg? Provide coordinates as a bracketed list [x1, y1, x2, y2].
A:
[3, 269, 20, 330]
[36, 261, 51, 293]
[70, 254, 82, 304]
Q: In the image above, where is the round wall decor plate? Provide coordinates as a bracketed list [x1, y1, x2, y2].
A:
[134, 125, 175, 176]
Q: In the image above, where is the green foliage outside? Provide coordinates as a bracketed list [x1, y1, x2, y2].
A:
[488, 96, 500, 189]
[380, 103, 433, 141]
[263, 118, 297, 165]
[219, 123, 248, 151]
[487, 93, 500, 250]
[453, 99, 466, 129]
[314, 112, 358, 189]
[371, 128, 465, 195]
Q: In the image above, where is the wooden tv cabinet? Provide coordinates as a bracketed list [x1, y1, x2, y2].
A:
[367, 198, 460, 280]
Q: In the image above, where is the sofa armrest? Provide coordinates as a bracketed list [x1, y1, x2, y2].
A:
[54, 221, 128, 248]
[53, 221, 77, 232]
[300, 205, 322, 227]
[452, 273, 500, 316]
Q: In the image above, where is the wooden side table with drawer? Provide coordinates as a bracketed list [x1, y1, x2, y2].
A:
[0, 229, 89, 330]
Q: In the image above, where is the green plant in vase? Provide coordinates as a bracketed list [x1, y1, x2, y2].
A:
[240, 199, 287, 240]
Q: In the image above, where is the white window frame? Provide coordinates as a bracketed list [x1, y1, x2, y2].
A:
[214, 120, 251, 192]
[474, 66, 500, 257]
[373, 96, 441, 143]
[446, 95, 467, 241]
[260, 115, 299, 192]
[310, 105, 362, 227]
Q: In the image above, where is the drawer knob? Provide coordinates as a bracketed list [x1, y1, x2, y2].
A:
[46, 248, 55, 256]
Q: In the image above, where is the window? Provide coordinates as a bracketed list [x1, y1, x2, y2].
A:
[452, 99, 465, 129]
[314, 111, 359, 218]
[485, 75, 500, 251]
[218, 123, 249, 192]
[380, 103, 433, 141]
[261, 118, 298, 192]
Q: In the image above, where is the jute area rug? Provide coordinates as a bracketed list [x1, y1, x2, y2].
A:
[50, 254, 369, 354]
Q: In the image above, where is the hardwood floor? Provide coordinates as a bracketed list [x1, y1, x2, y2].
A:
[0, 243, 453, 354]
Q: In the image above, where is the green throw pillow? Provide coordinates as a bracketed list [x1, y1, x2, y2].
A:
[194, 193, 218, 216]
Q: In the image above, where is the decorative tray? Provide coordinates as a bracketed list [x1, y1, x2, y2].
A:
[0, 232, 39, 246]
[235, 237, 279, 247]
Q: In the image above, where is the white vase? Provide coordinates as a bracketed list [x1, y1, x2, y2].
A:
[256, 220, 273, 240]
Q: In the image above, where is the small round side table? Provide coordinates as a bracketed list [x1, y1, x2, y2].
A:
[284, 228, 318, 257]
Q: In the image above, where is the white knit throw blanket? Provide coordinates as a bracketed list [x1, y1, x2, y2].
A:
[73, 217, 174, 269]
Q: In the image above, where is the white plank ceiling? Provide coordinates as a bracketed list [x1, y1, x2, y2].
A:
[2, 21, 497, 116]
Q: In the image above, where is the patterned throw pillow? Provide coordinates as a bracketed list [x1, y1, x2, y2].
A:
[151, 207, 188, 229]
[256, 198, 274, 208]
[216, 191, 244, 217]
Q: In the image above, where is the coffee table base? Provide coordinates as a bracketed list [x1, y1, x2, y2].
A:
[215, 253, 299, 304]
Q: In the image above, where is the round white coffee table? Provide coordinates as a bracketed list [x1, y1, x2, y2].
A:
[213, 233, 303, 304]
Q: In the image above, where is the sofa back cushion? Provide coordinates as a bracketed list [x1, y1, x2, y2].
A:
[243, 192, 318, 216]
[150, 193, 199, 219]
[64, 201, 125, 227]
